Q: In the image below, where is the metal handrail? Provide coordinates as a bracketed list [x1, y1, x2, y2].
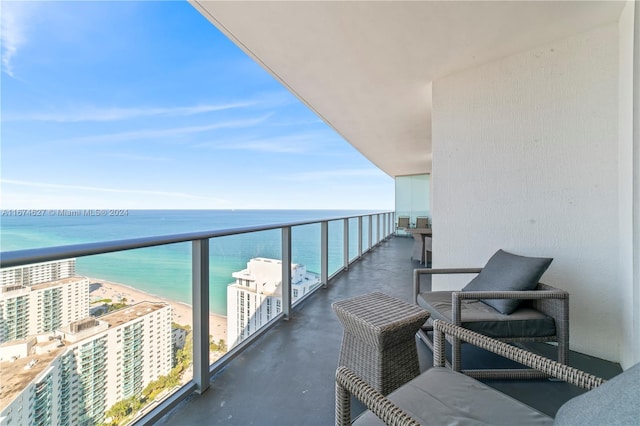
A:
[0, 212, 391, 268]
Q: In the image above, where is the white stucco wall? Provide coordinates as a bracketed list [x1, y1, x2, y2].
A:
[432, 23, 623, 361]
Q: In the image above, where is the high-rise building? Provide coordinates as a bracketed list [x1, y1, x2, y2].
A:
[227, 258, 320, 348]
[0, 277, 90, 343]
[1, 259, 76, 288]
[0, 259, 88, 343]
[0, 344, 78, 426]
[0, 302, 172, 426]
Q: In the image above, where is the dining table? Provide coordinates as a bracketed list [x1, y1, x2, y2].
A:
[407, 227, 432, 265]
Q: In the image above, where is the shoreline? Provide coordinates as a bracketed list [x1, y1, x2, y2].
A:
[87, 277, 227, 342]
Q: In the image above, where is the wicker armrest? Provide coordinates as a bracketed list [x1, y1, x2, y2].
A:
[412, 268, 482, 304]
[432, 320, 604, 390]
[530, 284, 570, 322]
[335, 366, 420, 426]
[452, 287, 569, 329]
[454, 289, 567, 301]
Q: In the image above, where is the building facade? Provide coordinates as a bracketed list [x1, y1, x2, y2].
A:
[1, 259, 76, 288]
[0, 277, 90, 343]
[0, 302, 172, 426]
[227, 258, 320, 348]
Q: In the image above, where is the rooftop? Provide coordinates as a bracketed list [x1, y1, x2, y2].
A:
[0, 341, 65, 411]
[0, 276, 88, 297]
[31, 276, 88, 291]
[101, 301, 169, 328]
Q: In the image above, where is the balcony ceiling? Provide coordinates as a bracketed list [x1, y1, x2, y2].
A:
[191, 1, 625, 177]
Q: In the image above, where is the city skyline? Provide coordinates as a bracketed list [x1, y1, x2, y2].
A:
[0, 1, 394, 210]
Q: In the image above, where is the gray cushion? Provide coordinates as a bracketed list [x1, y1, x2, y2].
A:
[354, 367, 553, 425]
[418, 291, 556, 338]
[554, 362, 640, 425]
[463, 249, 553, 314]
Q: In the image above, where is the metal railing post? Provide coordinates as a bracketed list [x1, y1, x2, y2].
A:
[321, 221, 328, 288]
[192, 238, 210, 394]
[343, 218, 349, 270]
[282, 227, 292, 319]
[377, 214, 381, 245]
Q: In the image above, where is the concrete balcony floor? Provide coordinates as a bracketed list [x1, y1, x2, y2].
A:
[157, 236, 621, 426]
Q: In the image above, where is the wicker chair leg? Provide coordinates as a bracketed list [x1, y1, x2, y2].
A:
[452, 336, 462, 372]
[335, 378, 351, 426]
[433, 328, 446, 367]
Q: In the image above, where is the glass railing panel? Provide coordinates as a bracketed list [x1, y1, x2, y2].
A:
[361, 216, 370, 251]
[328, 220, 344, 276]
[290, 223, 322, 309]
[0, 247, 191, 426]
[214, 229, 282, 353]
[348, 218, 359, 262]
[88, 248, 183, 425]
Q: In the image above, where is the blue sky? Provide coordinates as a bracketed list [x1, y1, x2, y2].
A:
[0, 0, 393, 210]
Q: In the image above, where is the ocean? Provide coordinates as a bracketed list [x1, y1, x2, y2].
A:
[0, 210, 376, 315]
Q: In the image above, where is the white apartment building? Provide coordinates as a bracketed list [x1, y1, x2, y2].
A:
[0, 302, 172, 426]
[1, 259, 76, 288]
[227, 258, 320, 348]
[0, 277, 90, 343]
[0, 344, 78, 426]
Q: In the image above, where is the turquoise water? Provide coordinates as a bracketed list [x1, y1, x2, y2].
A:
[0, 210, 378, 315]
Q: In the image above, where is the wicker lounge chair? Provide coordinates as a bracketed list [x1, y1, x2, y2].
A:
[413, 250, 568, 379]
[336, 320, 639, 426]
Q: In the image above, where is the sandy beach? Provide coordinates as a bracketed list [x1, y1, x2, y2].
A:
[88, 277, 227, 343]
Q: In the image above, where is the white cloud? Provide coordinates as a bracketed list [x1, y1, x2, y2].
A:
[4, 102, 258, 122]
[100, 153, 169, 162]
[287, 169, 387, 181]
[1, 1, 32, 77]
[195, 133, 326, 153]
[52, 114, 273, 145]
[1, 179, 229, 204]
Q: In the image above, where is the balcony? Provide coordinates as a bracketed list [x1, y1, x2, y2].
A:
[0, 213, 624, 425]
[0, 0, 637, 423]
[145, 235, 621, 426]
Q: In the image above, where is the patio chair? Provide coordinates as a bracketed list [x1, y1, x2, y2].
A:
[395, 216, 410, 236]
[414, 216, 429, 229]
[336, 320, 638, 426]
[413, 249, 568, 379]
